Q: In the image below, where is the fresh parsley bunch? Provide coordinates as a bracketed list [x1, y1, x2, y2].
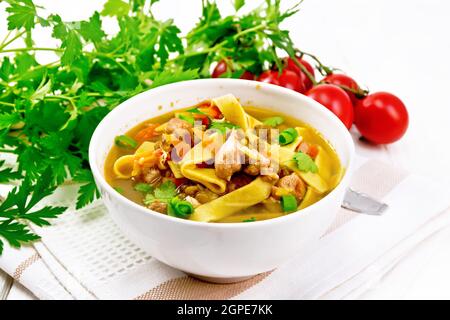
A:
[0, 0, 304, 253]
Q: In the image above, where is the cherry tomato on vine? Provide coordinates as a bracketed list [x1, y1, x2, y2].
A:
[354, 92, 408, 144]
[306, 84, 354, 129]
[240, 70, 255, 80]
[257, 69, 305, 92]
[211, 59, 255, 80]
[284, 57, 315, 91]
[322, 73, 361, 105]
[212, 60, 228, 78]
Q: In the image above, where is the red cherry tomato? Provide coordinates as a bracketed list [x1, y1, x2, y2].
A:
[240, 70, 255, 80]
[285, 57, 315, 91]
[306, 84, 354, 129]
[211, 60, 228, 78]
[211, 59, 254, 80]
[257, 69, 305, 93]
[354, 92, 408, 144]
[323, 73, 360, 105]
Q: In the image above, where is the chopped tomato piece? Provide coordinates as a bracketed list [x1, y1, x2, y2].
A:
[193, 113, 211, 127]
[198, 105, 223, 119]
[297, 142, 319, 160]
[307, 145, 319, 159]
[166, 177, 187, 187]
[135, 124, 160, 142]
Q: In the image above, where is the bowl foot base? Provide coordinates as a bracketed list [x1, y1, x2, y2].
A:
[187, 273, 259, 284]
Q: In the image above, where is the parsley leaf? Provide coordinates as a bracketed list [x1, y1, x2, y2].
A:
[234, 0, 245, 11]
[79, 12, 106, 45]
[263, 116, 284, 127]
[5, 0, 36, 31]
[209, 121, 240, 134]
[149, 68, 199, 89]
[101, 0, 131, 17]
[143, 181, 177, 205]
[73, 170, 100, 209]
[134, 183, 153, 193]
[0, 113, 21, 130]
[0, 166, 66, 254]
[293, 152, 318, 173]
[0, 160, 21, 183]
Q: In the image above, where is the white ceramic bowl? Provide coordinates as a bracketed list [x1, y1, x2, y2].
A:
[89, 79, 355, 282]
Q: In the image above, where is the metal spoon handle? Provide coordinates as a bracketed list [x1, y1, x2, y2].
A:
[342, 188, 388, 215]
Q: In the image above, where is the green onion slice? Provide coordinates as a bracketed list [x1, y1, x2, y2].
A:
[115, 135, 138, 149]
[281, 194, 298, 212]
[279, 128, 298, 145]
[168, 198, 194, 219]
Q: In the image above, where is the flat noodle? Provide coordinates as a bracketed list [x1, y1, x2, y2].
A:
[212, 94, 261, 130]
[278, 147, 329, 194]
[179, 137, 228, 194]
[298, 187, 323, 210]
[190, 177, 273, 222]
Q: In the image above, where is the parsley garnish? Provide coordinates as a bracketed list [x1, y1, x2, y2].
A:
[263, 117, 284, 127]
[243, 217, 256, 222]
[293, 152, 318, 173]
[209, 121, 240, 134]
[134, 183, 153, 193]
[143, 181, 177, 205]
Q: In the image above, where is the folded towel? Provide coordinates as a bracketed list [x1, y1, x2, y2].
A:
[0, 157, 449, 300]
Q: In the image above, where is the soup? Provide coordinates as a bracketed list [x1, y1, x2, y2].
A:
[104, 94, 343, 223]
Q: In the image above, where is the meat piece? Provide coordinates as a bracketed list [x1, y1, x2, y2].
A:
[227, 174, 253, 192]
[244, 164, 260, 176]
[143, 168, 162, 185]
[195, 189, 219, 204]
[272, 172, 306, 201]
[165, 117, 192, 134]
[148, 201, 167, 214]
[214, 131, 244, 181]
[184, 185, 199, 196]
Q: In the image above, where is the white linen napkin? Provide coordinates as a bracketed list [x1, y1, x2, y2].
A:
[0, 157, 449, 300]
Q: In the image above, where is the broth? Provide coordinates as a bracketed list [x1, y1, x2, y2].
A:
[104, 95, 343, 223]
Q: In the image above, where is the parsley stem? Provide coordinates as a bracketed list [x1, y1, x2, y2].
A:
[0, 101, 15, 107]
[173, 24, 265, 62]
[0, 31, 13, 48]
[0, 31, 27, 51]
[0, 149, 16, 154]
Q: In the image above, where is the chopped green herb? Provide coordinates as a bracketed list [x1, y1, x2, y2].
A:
[243, 217, 256, 222]
[113, 186, 124, 194]
[209, 121, 239, 134]
[143, 180, 177, 205]
[178, 113, 195, 126]
[263, 116, 284, 127]
[279, 128, 298, 145]
[293, 152, 318, 173]
[281, 195, 297, 212]
[186, 108, 204, 114]
[167, 197, 194, 219]
[134, 183, 153, 193]
[115, 135, 138, 149]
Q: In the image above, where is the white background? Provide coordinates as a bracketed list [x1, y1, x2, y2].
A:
[1, 0, 450, 299]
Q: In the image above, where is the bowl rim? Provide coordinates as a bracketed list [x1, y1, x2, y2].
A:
[89, 78, 355, 229]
